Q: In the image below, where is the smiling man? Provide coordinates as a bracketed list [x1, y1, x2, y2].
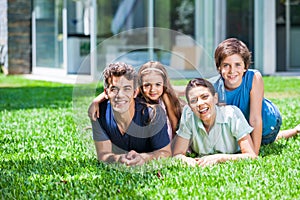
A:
[91, 62, 171, 166]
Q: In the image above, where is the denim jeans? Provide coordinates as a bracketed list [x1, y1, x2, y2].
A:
[261, 115, 282, 145]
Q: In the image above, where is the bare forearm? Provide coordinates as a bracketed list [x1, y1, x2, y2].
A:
[93, 92, 106, 103]
[98, 152, 122, 163]
[199, 153, 256, 166]
[140, 149, 171, 162]
[217, 153, 257, 162]
[249, 120, 262, 155]
[251, 130, 262, 155]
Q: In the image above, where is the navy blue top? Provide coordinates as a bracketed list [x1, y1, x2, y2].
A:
[92, 99, 170, 153]
[222, 69, 281, 136]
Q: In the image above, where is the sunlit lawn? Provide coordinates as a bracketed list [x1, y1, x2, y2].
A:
[0, 74, 299, 199]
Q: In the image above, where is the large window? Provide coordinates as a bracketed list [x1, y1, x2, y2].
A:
[95, 0, 198, 70]
[169, 0, 195, 37]
[34, 0, 63, 69]
[276, 0, 300, 70]
[226, 0, 254, 67]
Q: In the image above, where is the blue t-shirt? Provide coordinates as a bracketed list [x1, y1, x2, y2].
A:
[220, 69, 281, 136]
[92, 99, 170, 153]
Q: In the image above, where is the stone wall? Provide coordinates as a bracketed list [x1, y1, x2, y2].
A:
[7, 0, 32, 74]
[0, 1, 8, 72]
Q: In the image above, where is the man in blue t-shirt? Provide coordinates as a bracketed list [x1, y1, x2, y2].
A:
[91, 62, 171, 166]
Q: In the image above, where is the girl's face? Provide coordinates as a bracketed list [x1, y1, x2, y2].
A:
[142, 72, 164, 101]
[188, 86, 217, 125]
[219, 54, 246, 90]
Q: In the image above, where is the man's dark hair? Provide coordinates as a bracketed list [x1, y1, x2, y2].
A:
[103, 62, 137, 89]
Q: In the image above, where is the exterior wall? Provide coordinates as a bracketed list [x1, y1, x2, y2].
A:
[3, 0, 297, 76]
[262, 0, 276, 75]
[7, 0, 32, 74]
[254, 0, 276, 75]
[0, 0, 8, 72]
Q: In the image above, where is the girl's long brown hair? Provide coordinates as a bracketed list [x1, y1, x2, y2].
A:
[138, 61, 182, 128]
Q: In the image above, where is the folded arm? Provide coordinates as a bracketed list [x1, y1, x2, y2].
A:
[95, 140, 171, 166]
[88, 92, 107, 121]
[172, 136, 197, 166]
[123, 143, 172, 166]
[94, 140, 123, 163]
[249, 71, 264, 155]
[197, 134, 257, 167]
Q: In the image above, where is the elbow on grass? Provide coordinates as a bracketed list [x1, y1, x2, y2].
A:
[249, 152, 258, 159]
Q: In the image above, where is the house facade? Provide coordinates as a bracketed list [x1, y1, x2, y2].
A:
[2, 0, 300, 81]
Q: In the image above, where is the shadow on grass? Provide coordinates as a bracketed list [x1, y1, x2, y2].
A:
[1, 156, 152, 198]
[0, 85, 100, 111]
[259, 141, 288, 157]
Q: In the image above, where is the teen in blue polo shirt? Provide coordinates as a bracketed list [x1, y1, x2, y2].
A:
[91, 62, 171, 166]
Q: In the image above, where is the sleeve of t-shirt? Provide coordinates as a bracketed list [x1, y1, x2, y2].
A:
[230, 106, 254, 141]
[176, 105, 193, 140]
[91, 119, 110, 141]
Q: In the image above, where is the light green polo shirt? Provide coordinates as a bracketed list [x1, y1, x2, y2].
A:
[177, 105, 253, 155]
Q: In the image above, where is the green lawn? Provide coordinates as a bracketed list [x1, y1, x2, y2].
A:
[0, 74, 299, 199]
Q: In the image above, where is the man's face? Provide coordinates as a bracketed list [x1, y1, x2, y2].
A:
[105, 75, 136, 114]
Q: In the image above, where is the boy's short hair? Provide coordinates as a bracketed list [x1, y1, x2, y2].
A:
[103, 62, 137, 89]
[214, 38, 252, 70]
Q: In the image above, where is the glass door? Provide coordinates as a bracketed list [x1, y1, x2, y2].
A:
[288, 0, 300, 70]
[67, 0, 91, 74]
[34, 0, 64, 69]
[276, 0, 300, 71]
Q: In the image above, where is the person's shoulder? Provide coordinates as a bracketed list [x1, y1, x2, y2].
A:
[217, 105, 241, 118]
[134, 99, 153, 120]
[181, 104, 194, 118]
[246, 69, 262, 77]
[218, 104, 234, 111]
[135, 98, 148, 111]
[182, 104, 192, 112]
[244, 69, 263, 88]
[99, 99, 109, 113]
[245, 69, 263, 88]
[99, 99, 109, 106]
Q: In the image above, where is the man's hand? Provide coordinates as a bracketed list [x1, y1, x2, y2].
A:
[119, 150, 146, 166]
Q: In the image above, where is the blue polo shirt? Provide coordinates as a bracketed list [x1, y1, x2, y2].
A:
[91, 99, 170, 153]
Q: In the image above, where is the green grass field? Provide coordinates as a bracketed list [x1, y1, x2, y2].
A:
[0, 74, 299, 199]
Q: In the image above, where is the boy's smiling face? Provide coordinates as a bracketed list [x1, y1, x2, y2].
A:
[219, 54, 247, 90]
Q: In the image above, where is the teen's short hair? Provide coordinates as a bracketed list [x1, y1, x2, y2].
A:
[214, 38, 252, 70]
